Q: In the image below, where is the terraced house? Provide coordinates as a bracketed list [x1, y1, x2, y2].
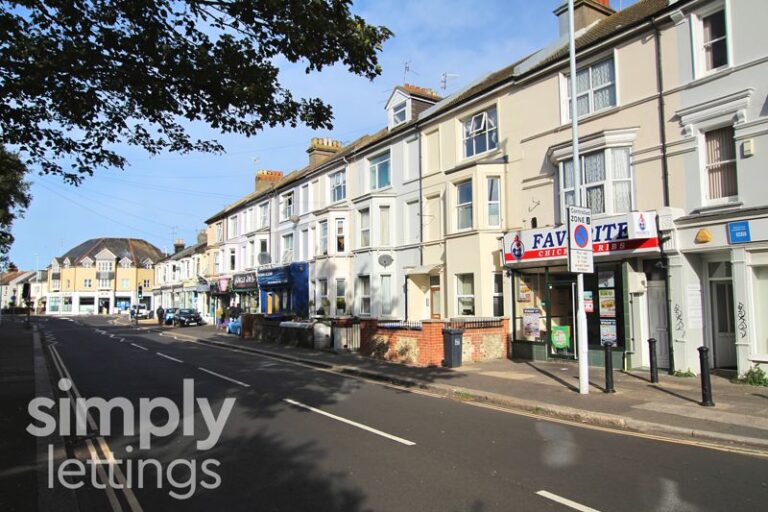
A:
[45, 238, 163, 315]
[198, 0, 766, 376]
[152, 235, 209, 315]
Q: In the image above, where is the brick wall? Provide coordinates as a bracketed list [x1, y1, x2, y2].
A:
[358, 318, 510, 367]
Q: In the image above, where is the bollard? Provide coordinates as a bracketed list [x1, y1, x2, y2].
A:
[697, 346, 715, 407]
[604, 343, 616, 393]
[648, 338, 659, 384]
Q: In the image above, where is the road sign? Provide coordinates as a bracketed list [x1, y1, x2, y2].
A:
[567, 205, 593, 273]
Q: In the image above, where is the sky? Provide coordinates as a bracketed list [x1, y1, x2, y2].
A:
[9, 0, 639, 270]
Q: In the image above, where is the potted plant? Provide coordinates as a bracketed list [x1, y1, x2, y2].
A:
[336, 297, 347, 316]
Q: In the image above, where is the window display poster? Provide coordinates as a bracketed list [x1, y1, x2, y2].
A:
[551, 325, 571, 349]
[598, 272, 615, 289]
[584, 291, 594, 313]
[599, 289, 616, 317]
[522, 308, 541, 338]
[518, 279, 532, 303]
[600, 319, 617, 346]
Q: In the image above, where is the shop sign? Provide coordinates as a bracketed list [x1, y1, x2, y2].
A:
[567, 206, 594, 274]
[502, 211, 659, 266]
[551, 326, 571, 349]
[727, 221, 751, 244]
[599, 289, 616, 317]
[232, 272, 258, 290]
[522, 308, 541, 338]
[257, 266, 290, 286]
[600, 319, 617, 346]
[218, 277, 230, 292]
[584, 291, 594, 313]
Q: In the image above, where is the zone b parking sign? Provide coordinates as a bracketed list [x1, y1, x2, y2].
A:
[567, 206, 594, 274]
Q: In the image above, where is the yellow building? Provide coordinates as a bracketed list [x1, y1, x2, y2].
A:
[46, 238, 164, 315]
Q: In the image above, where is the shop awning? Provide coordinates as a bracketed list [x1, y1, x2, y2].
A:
[405, 264, 443, 276]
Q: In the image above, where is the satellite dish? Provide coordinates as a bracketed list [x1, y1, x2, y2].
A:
[289, 215, 300, 224]
[257, 252, 271, 265]
[378, 254, 394, 267]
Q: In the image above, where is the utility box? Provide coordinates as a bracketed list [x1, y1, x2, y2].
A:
[443, 328, 464, 368]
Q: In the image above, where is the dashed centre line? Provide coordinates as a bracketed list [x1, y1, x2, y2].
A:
[198, 367, 250, 387]
[130, 343, 149, 351]
[536, 491, 602, 512]
[156, 352, 183, 363]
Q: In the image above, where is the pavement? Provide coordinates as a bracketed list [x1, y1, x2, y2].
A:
[148, 321, 768, 453]
[30, 315, 768, 510]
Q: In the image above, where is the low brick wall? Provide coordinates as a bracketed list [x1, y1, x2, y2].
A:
[358, 318, 510, 367]
[246, 315, 314, 348]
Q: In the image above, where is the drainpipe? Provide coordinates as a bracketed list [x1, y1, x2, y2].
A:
[653, 17, 675, 374]
[417, 130, 424, 266]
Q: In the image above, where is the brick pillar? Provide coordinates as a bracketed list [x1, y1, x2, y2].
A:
[359, 318, 378, 357]
[419, 320, 445, 366]
[502, 317, 510, 358]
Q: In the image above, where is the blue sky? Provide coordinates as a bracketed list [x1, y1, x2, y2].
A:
[9, 0, 638, 269]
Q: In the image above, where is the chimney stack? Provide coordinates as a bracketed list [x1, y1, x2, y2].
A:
[554, 0, 614, 37]
[255, 170, 284, 194]
[173, 239, 185, 254]
[196, 230, 207, 245]
[307, 137, 342, 167]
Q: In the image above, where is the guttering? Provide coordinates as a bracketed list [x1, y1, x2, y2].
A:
[652, 16, 671, 208]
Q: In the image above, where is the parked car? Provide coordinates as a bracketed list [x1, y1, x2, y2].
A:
[174, 309, 203, 327]
[163, 308, 178, 325]
[227, 316, 242, 336]
[131, 304, 152, 319]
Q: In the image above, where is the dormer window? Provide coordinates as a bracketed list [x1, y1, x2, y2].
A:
[392, 101, 407, 126]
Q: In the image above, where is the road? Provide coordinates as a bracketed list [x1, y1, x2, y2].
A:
[27, 316, 768, 511]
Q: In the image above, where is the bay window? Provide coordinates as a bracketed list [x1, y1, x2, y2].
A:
[559, 147, 632, 218]
[359, 209, 370, 247]
[456, 180, 473, 230]
[336, 219, 346, 253]
[358, 276, 371, 315]
[456, 274, 475, 316]
[487, 177, 500, 227]
[319, 221, 328, 255]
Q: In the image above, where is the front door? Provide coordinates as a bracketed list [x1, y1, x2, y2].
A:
[646, 281, 670, 369]
[429, 275, 441, 319]
[710, 280, 736, 368]
[549, 279, 577, 359]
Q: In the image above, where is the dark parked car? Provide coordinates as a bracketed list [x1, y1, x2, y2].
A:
[174, 308, 203, 327]
[163, 308, 178, 325]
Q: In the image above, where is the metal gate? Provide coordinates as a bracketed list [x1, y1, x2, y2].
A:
[332, 319, 361, 351]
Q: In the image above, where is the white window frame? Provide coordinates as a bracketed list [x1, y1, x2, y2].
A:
[456, 180, 473, 231]
[462, 106, 498, 159]
[330, 170, 346, 203]
[229, 248, 236, 271]
[392, 101, 407, 126]
[84, 278, 92, 288]
[300, 229, 309, 261]
[258, 203, 269, 228]
[702, 125, 738, 205]
[492, 272, 504, 317]
[381, 275, 392, 316]
[319, 220, 328, 255]
[281, 233, 294, 262]
[280, 192, 294, 221]
[215, 222, 224, 242]
[380, 206, 391, 246]
[691, 1, 732, 78]
[335, 278, 346, 315]
[359, 209, 371, 248]
[487, 176, 501, 228]
[456, 273, 475, 317]
[335, 219, 346, 253]
[369, 152, 391, 191]
[98, 278, 110, 289]
[300, 184, 309, 214]
[317, 279, 329, 312]
[558, 147, 634, 220]
[120, 278, 130, 289]
[563, 56, 617, 121]
[358, 275, 371, 316]
[228, 215, 239, 238]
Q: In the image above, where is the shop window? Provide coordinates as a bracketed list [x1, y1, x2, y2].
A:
[358, 276, 371, 315]
[456, 273, 475, 316]
[704, 126, 737, 202]
[560, 147, 632, 219]
[492, 272, 504, 317]
[754, 267, 768, 356]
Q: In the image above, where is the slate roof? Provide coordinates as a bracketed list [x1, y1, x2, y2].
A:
[59, 238, 165, 265]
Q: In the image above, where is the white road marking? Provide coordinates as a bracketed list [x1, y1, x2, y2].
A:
[198, 367, 250, 387]
[109, 334, 115, 338]
[84, 439, 124, 512]
[130, 343, 148, 351]
[283, 398, 416, 446]
[536, 491, 602, 512]
[119, 338, 126, 343]
[156, 352, 183, 363]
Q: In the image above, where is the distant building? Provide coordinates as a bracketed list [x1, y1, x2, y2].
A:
[46, 238, 164, 315]
[0, 270, 34, 308]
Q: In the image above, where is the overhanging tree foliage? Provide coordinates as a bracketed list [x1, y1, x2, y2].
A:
[0, 0, 392, 183]
[0, 147, 31, 261]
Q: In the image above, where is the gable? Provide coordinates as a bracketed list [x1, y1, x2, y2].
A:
[94, 247, 117, 260]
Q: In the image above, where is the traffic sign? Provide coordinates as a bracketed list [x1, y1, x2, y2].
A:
[567, 206, 593, 273]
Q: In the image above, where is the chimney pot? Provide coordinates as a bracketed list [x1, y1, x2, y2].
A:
[255, 169, 284, 194]
[173, 239, 185, 254]
[307, 137, 342, 167]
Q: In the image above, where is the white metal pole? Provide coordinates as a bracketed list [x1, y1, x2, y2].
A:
[568, 0, 590, 394]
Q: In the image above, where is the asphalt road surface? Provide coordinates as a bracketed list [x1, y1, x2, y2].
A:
[25, 316, 768, 511]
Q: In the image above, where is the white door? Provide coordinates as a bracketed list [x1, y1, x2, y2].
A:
[710, 281, 736, 368]
[647, 282, 670, 369]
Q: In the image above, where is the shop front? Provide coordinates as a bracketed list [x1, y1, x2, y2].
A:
[257, 263, 309, 318]
[210, 276, 232, 318]
[232, 271, 259, 313]
[503, 211, 666, 369]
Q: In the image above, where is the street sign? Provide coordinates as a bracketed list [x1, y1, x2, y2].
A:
[567, 206, 593, 273]
[727, 221, 751, 244]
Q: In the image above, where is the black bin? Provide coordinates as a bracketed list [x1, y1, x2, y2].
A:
[443, 328, 464, 368]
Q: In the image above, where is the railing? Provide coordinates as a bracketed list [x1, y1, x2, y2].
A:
[445, 317, 503, 330]
[378, 320, 423, 330]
